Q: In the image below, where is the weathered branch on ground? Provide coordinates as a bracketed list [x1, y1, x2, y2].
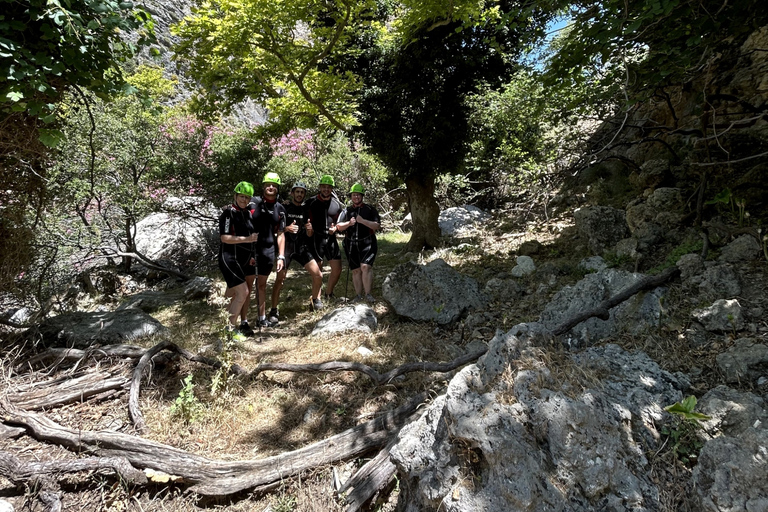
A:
[9, 370, 128, 410]
[0, 450, 148, 486]
[19, 345, 149, 371]
[552, 266, 680, 336]
[0, 392, 428, 497]
[248, 347, 488, 384]
[340, 437, 399, 512]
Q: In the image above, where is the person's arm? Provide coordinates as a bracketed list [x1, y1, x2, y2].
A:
[221, 233, 258, 244]
[276, 231, 286, 272]
[335, 209, 353, 232]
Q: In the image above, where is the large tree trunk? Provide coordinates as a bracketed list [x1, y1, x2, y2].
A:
[405, 175, 441, 251]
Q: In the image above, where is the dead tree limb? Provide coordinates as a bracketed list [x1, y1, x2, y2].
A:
[249, 348, 488, 384]
[340, 437, 399, 512]
[0, 392, 428, 497]
[552, 266, 680, 337]
[9, 370, 128, 410]
[0, 450, 148, 486]
[20, 345, 148, 370]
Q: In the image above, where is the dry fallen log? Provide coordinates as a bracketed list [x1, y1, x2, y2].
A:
[1, 392, 428, 497]
[340, 438, 398, 512]
[551, 266, 680, 337]
[0, 450, 148, 486]
[9, 370, 128, 410]
[19, 345, 148, 371]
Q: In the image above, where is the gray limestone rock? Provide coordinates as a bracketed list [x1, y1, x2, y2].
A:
[691, 299, 745, 332]
[718, 234, 762, 263]
[310, 304, 377, 336]
[539, 268, 666, 346]
[391, 330, 688, 512]
[438, 205, 491, 237]
[693, 387, 768, 512]
[382, 259, 485, 324]
[34, 308, 168, 348]
[716, 338, 768, 384]
[574, 206, 629, 254]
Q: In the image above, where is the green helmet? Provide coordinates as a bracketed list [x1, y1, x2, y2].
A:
[319, 174, 335, 187]
[262, 172, 282, 186]
[349, 183, 365, 195]
[234, 181, 254, 197]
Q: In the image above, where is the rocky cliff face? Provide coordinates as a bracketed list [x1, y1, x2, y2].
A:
[131, 0, 267, 126]
[579, 25, 768, 211]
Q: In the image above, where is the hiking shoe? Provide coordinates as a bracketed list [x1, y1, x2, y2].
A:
[258, 318, 276, 328]
[268, 308, 279, 325]
[366, 294, 376, 304]
[239, 321, 255, 337]
[324, 293, 336, 303]
[311, 298, 324, 311]
[353, 294, 363, 303]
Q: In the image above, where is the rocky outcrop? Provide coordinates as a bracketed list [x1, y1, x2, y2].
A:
[390, 329, 689, 511]
[539, 268, 666, 346]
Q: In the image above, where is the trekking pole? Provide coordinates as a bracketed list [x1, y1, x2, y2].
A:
[343, 242, 350, 302]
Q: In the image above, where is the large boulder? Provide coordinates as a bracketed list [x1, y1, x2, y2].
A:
[438, 205, 491, 237]
[382, 259, 485, 325]
[134, 197, 219, 268]
[539, 268, 667, 346]
[390, 330, 688, 511]
[34, 308, 168, 348]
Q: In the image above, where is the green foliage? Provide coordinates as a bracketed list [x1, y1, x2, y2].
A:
[0, 0, 156, 133]
[170, 375, 204, 424]
[265, 130, 392, 210]
[211, 325, 242, 396]
[271, 493, 297, 512]
[649, 237, 703, 273]
[661, 395, 711, 466]
[172, 0, 376, 130]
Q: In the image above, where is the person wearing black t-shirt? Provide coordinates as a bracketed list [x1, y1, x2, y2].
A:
[336, 183, 381, 303]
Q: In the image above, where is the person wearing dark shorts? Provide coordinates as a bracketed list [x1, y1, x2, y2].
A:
[270, 181, 325, 312]
[218, 181, 259, 333]
[249, 172, 286, 327]
[305, 174, 344, 300]
[336, 183, 381, 303]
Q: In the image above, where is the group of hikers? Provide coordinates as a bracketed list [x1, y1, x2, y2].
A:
[217, 172, 381, 335]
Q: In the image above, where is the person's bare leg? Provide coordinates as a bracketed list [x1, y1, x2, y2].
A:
[361, 264, 374, 295]
[239, 275, 255, 324]
[257, 275, 268, 317]
[326, 259, 342, 295]
[227, 283, 248, 326]
[272, 268, 287, 309]
[351, 268, 363, 296]
[305, 260, 323, 300]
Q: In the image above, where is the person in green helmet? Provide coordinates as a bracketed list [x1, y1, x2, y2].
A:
[218, 181, 259, 333]
[270, 180, 325, 313]
[305, 174, 344, 301]
[248, 172, 287, 327]
[336, 183, 380, 303]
